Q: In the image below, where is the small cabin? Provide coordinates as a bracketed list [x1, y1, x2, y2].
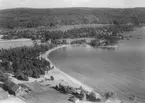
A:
[4, 79, 21, 96]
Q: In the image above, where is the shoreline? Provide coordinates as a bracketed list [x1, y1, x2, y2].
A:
[42, 44, 94, 92]
[2, 44, 123, 103]
[42, 44, 126, 103]
[6, 44, 99, 103]
[9, 44, 96, 90]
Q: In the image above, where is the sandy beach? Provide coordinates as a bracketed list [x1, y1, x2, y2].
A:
[3, 45, 96, 103]
[41, 45, 94, 92]
[23, 44, 102, 103]
[1, 44, 123, 103]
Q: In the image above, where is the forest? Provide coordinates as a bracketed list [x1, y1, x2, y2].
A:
[1, 25, 134, 41]
[0, 8, 144, 29]
[0, 44, 54, 81]
[0, 7, 143, 81]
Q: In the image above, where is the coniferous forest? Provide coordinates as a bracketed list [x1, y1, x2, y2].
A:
[0, 8, 144, 29]
[0, 7, 144, 81]
[0, 44, 54, 81]
[1, 25, 134, 42]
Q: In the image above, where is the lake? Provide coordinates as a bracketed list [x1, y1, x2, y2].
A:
[49, 27, 145, 103]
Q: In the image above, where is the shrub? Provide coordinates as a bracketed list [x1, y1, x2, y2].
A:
[103, 92, 114, 100]
[16, 73, 29, 81]
[86, 91, 101, 102]
[50, 76, 54, 81]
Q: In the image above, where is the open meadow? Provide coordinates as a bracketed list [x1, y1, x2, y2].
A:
[0, 39, 33, 49]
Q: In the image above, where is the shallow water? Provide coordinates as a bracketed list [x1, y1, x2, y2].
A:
[49, 27, 145, 103]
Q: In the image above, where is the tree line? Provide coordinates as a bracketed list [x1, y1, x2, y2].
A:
[0, 44, 54, 81]
[1, 25, 134, 42]
[0, 8, 145, 29]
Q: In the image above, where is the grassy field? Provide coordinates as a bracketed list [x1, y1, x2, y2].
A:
[48, 24, 109, 32]
[0, 39, 33, 49]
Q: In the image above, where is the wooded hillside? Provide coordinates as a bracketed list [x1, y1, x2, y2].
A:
[0, 8, 145, 28]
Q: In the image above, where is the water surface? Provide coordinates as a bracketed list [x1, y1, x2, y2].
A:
[49, 27, 145, 102]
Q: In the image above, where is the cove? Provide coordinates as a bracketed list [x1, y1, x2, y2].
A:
[49, 27, 145, 103]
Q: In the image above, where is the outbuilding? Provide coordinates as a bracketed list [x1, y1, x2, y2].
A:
[4, 79, 21, 96]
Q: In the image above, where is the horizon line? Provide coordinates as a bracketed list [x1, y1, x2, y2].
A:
[1, 6, 145, 10]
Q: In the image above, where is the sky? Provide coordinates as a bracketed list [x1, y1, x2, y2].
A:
[0, 0, 145, 9]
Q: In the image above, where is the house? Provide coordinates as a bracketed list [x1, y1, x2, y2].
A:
[4, 79, 21, 96]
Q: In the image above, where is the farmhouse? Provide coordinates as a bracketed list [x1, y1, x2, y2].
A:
[4, 79, 21, 96]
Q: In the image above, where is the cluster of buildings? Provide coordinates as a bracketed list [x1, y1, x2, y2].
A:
[0, 78, 29, 101]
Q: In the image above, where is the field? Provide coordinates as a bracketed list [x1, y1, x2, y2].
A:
[0, 39, 33, 49]
[48, 24, 109, 32]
